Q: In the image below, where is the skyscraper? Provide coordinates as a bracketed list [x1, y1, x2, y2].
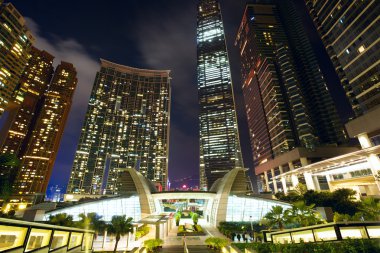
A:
[12, 62, 77, 203]
[0, 47, 54, 155]
[197, 0, 244, 190]
[0, 1, 34, 115]
[235, 1, 349, 193]
[305, 0, 380, 116]
[67, 59, 171, 195]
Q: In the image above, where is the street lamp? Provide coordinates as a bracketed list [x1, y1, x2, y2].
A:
[249, 216, 253, 232]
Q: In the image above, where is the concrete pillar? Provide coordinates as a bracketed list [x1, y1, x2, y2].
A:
[102, 229, 107, 248]
[281, 177, 288, 194]
[325, 175, 333, 191]
[271, 168, 278, 193]
[155, 224, 160, 239]
[288, 162, 299, 189]
[300, 157, 308, 167]
[358, 133, 380, 191]
[264, 171, 270, 192]
[304, 172, 315, 190]
[313, 176, 321, 191]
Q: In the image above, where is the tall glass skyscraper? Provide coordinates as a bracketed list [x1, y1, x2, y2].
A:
[197, 0, 244, 190]
[67, 59, 171, 195]
[236, 1, 347, 193]
[305, 0, 380, 116]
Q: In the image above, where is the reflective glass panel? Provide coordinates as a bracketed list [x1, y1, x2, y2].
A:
[26, 228, 52, 251]
[68, 232, 83, 249]
[0, 225, 28, 251]
[314, 226, 337, 241]
[50, 230, 70, 250]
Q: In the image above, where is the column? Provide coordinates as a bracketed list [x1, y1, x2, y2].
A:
[271, 168, 278, 193]
[281, 177, 288, 194]
[325, 174, 333, 191]
[313, 175, 321, 191]
[358, 133, 380, 191]
[289, 161, 299, 188]
[304, 172, 315, 190]
[264, 171, 270, 192]
[279, 165, 287, 193]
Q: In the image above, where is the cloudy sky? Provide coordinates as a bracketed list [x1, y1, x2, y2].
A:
[11, 0, 351, 190]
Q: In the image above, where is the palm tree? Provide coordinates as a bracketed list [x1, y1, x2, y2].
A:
[0, 153, 20, 200]
[107, 215, 134, 253]
[263, 205, 290, 230]
[289, 201, 323, 227]
[48, 213, 74, 227]
[359, 197, 380, 221]
[76, 212, 106, 237]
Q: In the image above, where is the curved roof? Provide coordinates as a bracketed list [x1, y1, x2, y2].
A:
[100, 59, 171, 76]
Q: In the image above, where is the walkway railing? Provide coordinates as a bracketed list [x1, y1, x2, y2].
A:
[0, 217, 95, 253]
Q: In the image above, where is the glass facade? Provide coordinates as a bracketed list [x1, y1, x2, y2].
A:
[67, 59, 171, 194]
[235, 1, 346, 168]
[197, 0, 244, 190]
[0, 2, 34, 115]
[225, 195, 290, 222]
[45, 195, 142, 222]
[305, 0, 380, 116]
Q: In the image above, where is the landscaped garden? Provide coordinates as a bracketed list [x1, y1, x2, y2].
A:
[177, 223, 206, 236]
[232, 239, 380, 253]
[217, 185, 380, 252]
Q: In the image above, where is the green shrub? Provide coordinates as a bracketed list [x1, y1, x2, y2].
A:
[205, 237, 229, 250]
[144, 239, 164, 252]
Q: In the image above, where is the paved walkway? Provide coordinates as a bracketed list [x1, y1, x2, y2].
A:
[164, 218, 229, 246]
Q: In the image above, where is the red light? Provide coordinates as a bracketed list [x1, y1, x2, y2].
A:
[182, 185, 187, 188]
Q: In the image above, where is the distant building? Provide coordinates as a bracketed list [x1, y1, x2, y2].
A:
[11, 62, 77, 203]
[0, 1, 34, 115]
[46, 185, 64, 202]
[305, 0, 380, 117]
[197, 0, 245, 190]
[0, 47, 54, 155]
[235, 1, 351, 193]
[67, 59, 171, 194]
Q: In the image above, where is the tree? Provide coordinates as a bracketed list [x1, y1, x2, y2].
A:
[263, 206, 290, 230]
[76, 213, 106, 237]
[0, 153, 20, 200]
[48, 213, 74, 227]
[107, 215, 134, 253]
[289, 201, 324, 227]
[359, 197, 380, 221]
[191, 212, 199, 225]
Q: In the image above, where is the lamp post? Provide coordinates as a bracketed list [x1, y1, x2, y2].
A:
[249, 216, 253, 232]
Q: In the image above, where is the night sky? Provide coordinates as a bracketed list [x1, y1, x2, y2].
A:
[10, 0, 353, 191]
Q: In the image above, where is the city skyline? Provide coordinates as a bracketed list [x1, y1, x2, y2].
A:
[4, 0, 354, 191]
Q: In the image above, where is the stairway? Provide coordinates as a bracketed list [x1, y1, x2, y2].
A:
[187, 245, 215, 253]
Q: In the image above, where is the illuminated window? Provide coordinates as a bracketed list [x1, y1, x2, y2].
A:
[367, 226, 380, 238]
[26, 228, 52, 251]
[68, 232, 83, 249]
[50, 230, 70, 250]
[314, 226, 337, 241]
[358, 45, 365, 54]
[0, 225, 28, 251]
[340, 226, 368, 239]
